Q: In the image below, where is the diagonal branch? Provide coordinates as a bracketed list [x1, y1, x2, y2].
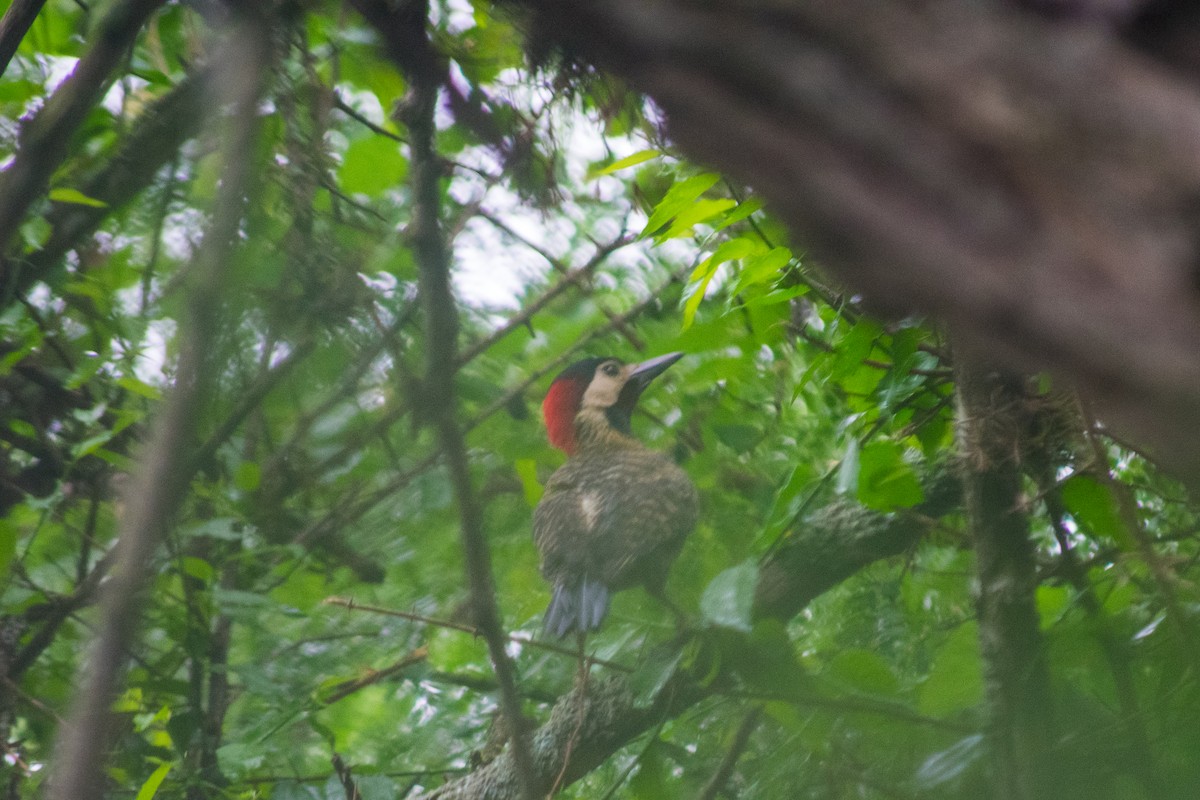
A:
[0, 63, 211, 305]
[366, 1, 540, 796]
[0, 0, 166, 252]
[0, 0, 46, 78]
[44, 15, 272, 799]
[409, 462, 962, 799]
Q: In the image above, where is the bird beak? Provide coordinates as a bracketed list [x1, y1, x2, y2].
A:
[626, 351, 684, 392]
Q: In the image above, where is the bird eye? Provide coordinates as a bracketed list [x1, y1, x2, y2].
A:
[602, 363, 620, 377]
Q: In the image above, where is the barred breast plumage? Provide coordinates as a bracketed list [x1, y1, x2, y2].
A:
[534, 353, 696, 638]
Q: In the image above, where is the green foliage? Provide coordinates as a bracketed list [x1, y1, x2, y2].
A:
[0, 2, 1196, 799]
[699, 560, 758, 632]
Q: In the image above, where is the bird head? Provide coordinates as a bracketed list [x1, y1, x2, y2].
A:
[542, 352, 684, 454]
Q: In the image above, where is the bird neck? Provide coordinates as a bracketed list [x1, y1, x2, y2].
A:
[572, 407, 641, 453]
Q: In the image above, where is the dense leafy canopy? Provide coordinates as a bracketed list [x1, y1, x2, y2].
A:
[0, 2, 1198, 799]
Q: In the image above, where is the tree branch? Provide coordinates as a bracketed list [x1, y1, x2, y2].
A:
[1, 62, 211, 305]
[44, 15, 271, 799]
[510, 0, 1200, 484]
[954, 359, 1056, 800]
[362, 1, 540, 796]
[696, 706, 761, 800]
[408, 462, 961, 799]
[0, 0, 45, 78]
[0, 0, 166, 252]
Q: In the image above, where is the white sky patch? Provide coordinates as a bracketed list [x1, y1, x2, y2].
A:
[338, 86, 387, 127]
[102, 74, 149, 116]
[453, 217, 548, 309]
[444, 82, 668, 309]
[444, 0, 476, 34]
[268, 341, 293, 369]
[0, 55, 79, 159]
[359, 270, 398, 299]
[132, 318, 177, 385]
[43, 55, 79, 93]
[161, 208, 205, 261]
[24, 282, 63, 316]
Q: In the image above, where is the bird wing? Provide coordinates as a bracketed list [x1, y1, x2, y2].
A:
[533, 449, 697, 590]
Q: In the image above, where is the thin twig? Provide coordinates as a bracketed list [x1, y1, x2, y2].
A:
[455, 229, 637, 367]
[477, 210, 645, 349]
[332, 92, 405, 142]
[324, 597, 631, 672]
[320, 647, 429, 705]
[696, 706, 761, 800]
[332, 754, 362, 800]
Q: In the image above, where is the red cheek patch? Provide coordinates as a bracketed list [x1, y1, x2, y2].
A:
[544, 378, 585, 454]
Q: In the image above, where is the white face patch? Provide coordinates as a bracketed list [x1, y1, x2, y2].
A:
[581, 360, 627, 409]
[580, 491, 601, 530]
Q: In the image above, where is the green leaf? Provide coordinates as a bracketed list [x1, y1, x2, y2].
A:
[826, 648, 899, 697]
[49, 187, 108, 207]
[1060, 474, 1132, 549]
[180, 517, 245, 541]
[857, 441, 924, 510]
[700, 560, 758, 632]
[426, 627, 489, 674]
[738, 285, 808, 308]
[660, 197, 737, 239]
[731, 246, 792, 295]
[681, 257, 717, 330]
[514, 458, 543, 506]
[629, 645, 684, 707]
[181, 556, 215, 583]
[919, 623, 982, 715]
[116, 375, 162, 400]
[339, 136, 408, 196]
[835, 438, 860, 496]
[681, 237, 761, 329]
[830, 320, 883, 380]
[916, 735, 985, 790]
[1036, 584, 1071, 629]
[234, 461, 261, 492]
[0, 520, 16, 592]
[216, 742, 266, 777]
[712, 423, 762, 453]
[630, 739, 667, 799]
[270, 568, 326, 611]
[72, 429, 117, 460]
[642, 173, 720, 236]
[134, 762, 172, 800]
[588, 149, 660, 178]
[758, 462, 815, 547]
[713, 196, 764, 231]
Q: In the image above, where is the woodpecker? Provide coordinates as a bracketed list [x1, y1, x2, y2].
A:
[534, 352, 697, 638]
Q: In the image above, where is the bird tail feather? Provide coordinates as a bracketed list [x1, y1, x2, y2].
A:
[545, 577, 610, 638]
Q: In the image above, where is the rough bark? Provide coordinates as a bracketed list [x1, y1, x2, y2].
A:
[955, 360, 1056, 800]
[0, 0, 46, 78]
[510, 0, 1200, 484]
[408, 463, 961, 799]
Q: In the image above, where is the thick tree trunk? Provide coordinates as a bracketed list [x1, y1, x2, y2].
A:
[955, 359, 1057, 800]
[512, 0, 1200, 484]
